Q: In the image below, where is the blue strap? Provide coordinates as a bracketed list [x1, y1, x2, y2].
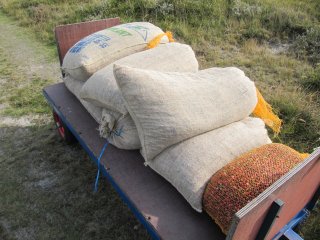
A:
[94, 141, 109, 192]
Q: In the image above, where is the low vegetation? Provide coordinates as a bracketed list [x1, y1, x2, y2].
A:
[1, 0, 319, 151]
[0, 0, 319, 239]
[0, 50, 51, 116]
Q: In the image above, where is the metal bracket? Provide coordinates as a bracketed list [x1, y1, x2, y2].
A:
[272, 208, 309, 240]
[256, 199, 284, 240]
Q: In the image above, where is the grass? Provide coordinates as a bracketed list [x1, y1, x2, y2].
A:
[0, 125, 149, 240]
[0, 51, 51, 116]
[0, 12, 149, 239]
[302, 64, 320, 93]
[0, 0, 319, 239]
[0, 0, 319, 62]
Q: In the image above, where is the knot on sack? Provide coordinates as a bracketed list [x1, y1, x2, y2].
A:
[253, 88, 282, 134]
[99, 124, 123, 139]
[147, 31, 175, 49]
[110, 126, 123, 138]
[99, 113, 118, 138]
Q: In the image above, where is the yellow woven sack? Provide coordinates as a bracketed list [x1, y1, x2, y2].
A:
[253, 88, 282, 134]
[147, 31, 175, 49]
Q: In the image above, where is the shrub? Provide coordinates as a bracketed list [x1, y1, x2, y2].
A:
[291, 27, 320, 65]
[301, 64, 320, 92]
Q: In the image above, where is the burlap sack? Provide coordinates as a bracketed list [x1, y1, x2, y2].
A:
[203, 143, 305, 234]
[63, 76, 139, 149]
[114, 65, 258, 162]
[62, 22, 168, 81]
[148, 117, 271, 212]
[63, 75, 102, 122]
[99, 110, 140, 150]
[80, 43, 199, 115]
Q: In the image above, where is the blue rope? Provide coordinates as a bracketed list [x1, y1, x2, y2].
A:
[110, 126, 123, 137]
[94, 141, 109, 192]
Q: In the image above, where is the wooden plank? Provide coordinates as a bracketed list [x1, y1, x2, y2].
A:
[43, 83, 225, 240]
[54, 18, 121, 65]
[228, 148, 320, 240]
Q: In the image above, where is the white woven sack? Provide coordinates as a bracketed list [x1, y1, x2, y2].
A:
[62, 22, 168, 81]
[63, 76, 139, 149]
[99, 111, 140, 150]
[63, 75, 102, 122]
[114, 65, 258, 162]
[80, 43, 199, 115]
[148, 117, 272, 212]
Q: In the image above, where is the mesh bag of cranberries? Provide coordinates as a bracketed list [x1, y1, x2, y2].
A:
[203, 143, 306, 234]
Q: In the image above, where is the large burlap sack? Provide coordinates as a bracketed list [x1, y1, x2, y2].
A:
[62, 22, 168, 81]
[148, 117, 271, 212]
[80, 43, 199, 115]
[63, 76, 103, 122]
[114, 65, 258, 162]
[63, 75, 84, 98]
[203, 143, 305, 234]
[63, 76, 140, 150]
[99, 110, 140, 150]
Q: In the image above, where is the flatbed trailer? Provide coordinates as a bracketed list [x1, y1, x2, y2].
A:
[43, 18, 320, 240]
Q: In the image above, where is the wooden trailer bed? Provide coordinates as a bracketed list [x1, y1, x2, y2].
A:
[43, 18, 320, 240]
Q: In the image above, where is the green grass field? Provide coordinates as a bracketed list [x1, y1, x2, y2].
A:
[0, 0, 319, 239]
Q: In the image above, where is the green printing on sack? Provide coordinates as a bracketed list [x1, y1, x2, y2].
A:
[109, 27, 132, 37]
